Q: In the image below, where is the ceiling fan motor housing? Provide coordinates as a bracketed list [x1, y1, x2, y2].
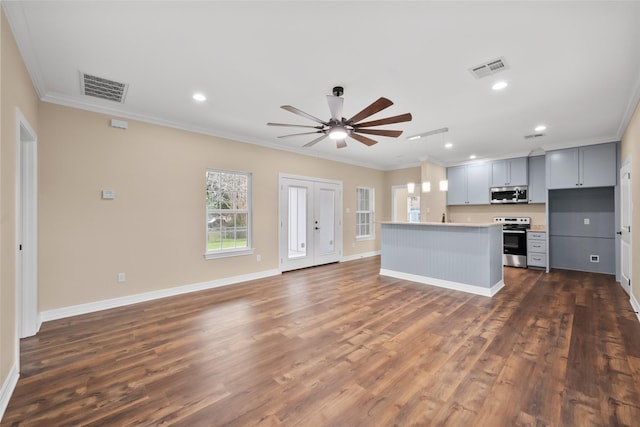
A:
[332, 86, 344, 97]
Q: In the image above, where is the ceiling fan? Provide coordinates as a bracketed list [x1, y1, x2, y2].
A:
[267, 86, 412, 149]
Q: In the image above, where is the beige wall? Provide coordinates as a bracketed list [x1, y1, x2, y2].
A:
[421, 160, 448, 223]
[448, 203, 546, 227]
[38, 103, 386, 310]
[1, 10, 40, 395]
[621, 98, 640, 306]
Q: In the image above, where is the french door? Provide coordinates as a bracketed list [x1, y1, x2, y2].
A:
[620, 161, 632, 296]
[279, 175, 342, 272]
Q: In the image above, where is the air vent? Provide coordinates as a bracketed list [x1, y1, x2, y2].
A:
[469, 57, 508, 79]
[81, 72, 128, 103]
[524, 133, 545, 140]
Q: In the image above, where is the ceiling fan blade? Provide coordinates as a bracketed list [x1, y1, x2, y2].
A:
[267, 122, 323, 129]
[303, 134, 328, 147]
[355, 129, 403, 138]
[281, 105, 328, 125]
[347, 97, 393, 124]
[353, 113, 413, 128]
[336, 139, 347, 149]
[326, 95, 344, 121]
[350, 132, 378, 146]
[277, 131, 323, 139]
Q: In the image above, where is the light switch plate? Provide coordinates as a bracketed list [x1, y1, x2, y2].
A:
[584, 218, 590, 225]
[102, 190, 115, 200]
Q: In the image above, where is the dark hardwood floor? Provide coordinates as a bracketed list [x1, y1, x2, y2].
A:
[3, 257, 640, 426]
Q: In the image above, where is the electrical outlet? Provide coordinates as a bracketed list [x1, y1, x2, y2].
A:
[584, 218, 590, 225]
[590, 255, 599, 263]
[117, 272, 126, 282]
[256, 254, 261, 262]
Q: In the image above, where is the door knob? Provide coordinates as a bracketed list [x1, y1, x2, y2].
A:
[315, 227, 320, 230]
[616, 231, 622, 235]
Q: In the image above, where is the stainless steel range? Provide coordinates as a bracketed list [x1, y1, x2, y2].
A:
[493, 217, 530, 268]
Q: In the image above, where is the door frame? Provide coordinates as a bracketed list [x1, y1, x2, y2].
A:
[619, 158, 632, 296]
[278, 173, 343, 272]
[15, 108, 40, 346]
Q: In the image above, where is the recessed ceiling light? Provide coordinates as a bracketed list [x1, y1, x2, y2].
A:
[469, 155, 477, 159]
[444, 142, 453, 149]
[534, 125, 547, 132]
[193, 93, 207, 102]
[492, 81, 508, 91]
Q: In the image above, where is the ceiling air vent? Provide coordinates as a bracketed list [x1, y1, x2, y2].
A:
[524, 133, 545, 140]
[81, 72, 128, 103]
[469, 57, 508, 79]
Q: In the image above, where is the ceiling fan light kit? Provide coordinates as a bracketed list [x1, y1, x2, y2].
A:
[329, 126, 347, 140]
[268, 86, 412, 149]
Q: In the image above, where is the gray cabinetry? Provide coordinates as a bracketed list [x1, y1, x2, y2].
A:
[447, 163, 490, 205]
[446, 166, 467, 205]
[547, 143, 616, 189]
[491, 157, 528, 187]
[581, 143, 616, 187]
[527, 231, 546, 268]
[528, 156, 546, 203]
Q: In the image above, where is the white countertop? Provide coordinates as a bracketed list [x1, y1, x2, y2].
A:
[380, 221, 501, 228]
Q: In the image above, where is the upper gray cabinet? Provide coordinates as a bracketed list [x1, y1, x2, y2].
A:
[528, 155, 546, 203]
[447, 163, 490, 205]
[547, 143, 616, 189]
[491, 157, 528, 187]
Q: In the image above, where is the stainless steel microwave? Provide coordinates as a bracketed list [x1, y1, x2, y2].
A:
[490, 186, 528, 204]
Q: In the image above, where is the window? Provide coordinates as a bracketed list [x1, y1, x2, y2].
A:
[356, 187, 374, 239]
[205, 169, 253, 259]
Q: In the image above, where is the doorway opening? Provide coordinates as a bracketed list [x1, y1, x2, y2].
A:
[16, 109, 39, 342]
[392, 185, 420, 222]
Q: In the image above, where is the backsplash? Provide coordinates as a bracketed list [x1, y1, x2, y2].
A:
[448, 203, 546, 226]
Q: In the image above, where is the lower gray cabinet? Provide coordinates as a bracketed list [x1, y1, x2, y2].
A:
[527, 231, 546, 268]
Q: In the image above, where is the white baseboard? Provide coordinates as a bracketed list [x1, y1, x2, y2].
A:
[0, 363, 19, 421]
[379, 268, 504, 298]
[630, 292, 640, 322]
[341, 250, 380, 262]
[40, 269, 281, 322]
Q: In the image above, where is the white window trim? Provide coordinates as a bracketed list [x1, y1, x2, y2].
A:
[356, 186, 375, 241]
[204, 169, 253, 260]
[204, 247, 255, 260]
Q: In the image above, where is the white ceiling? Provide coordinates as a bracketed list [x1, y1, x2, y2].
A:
[4, 1, 640, 170]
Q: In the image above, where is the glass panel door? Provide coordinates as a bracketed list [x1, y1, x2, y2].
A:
[280, 176, 342, 272]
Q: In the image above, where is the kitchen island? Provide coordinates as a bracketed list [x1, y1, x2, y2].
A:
[380, 222, 504, 297]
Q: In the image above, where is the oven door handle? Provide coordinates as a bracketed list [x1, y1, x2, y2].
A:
[503, 230, 526, 234]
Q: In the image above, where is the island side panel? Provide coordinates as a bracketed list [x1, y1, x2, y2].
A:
[380, 223, 496, 289]
[488, 225, 504, 287]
